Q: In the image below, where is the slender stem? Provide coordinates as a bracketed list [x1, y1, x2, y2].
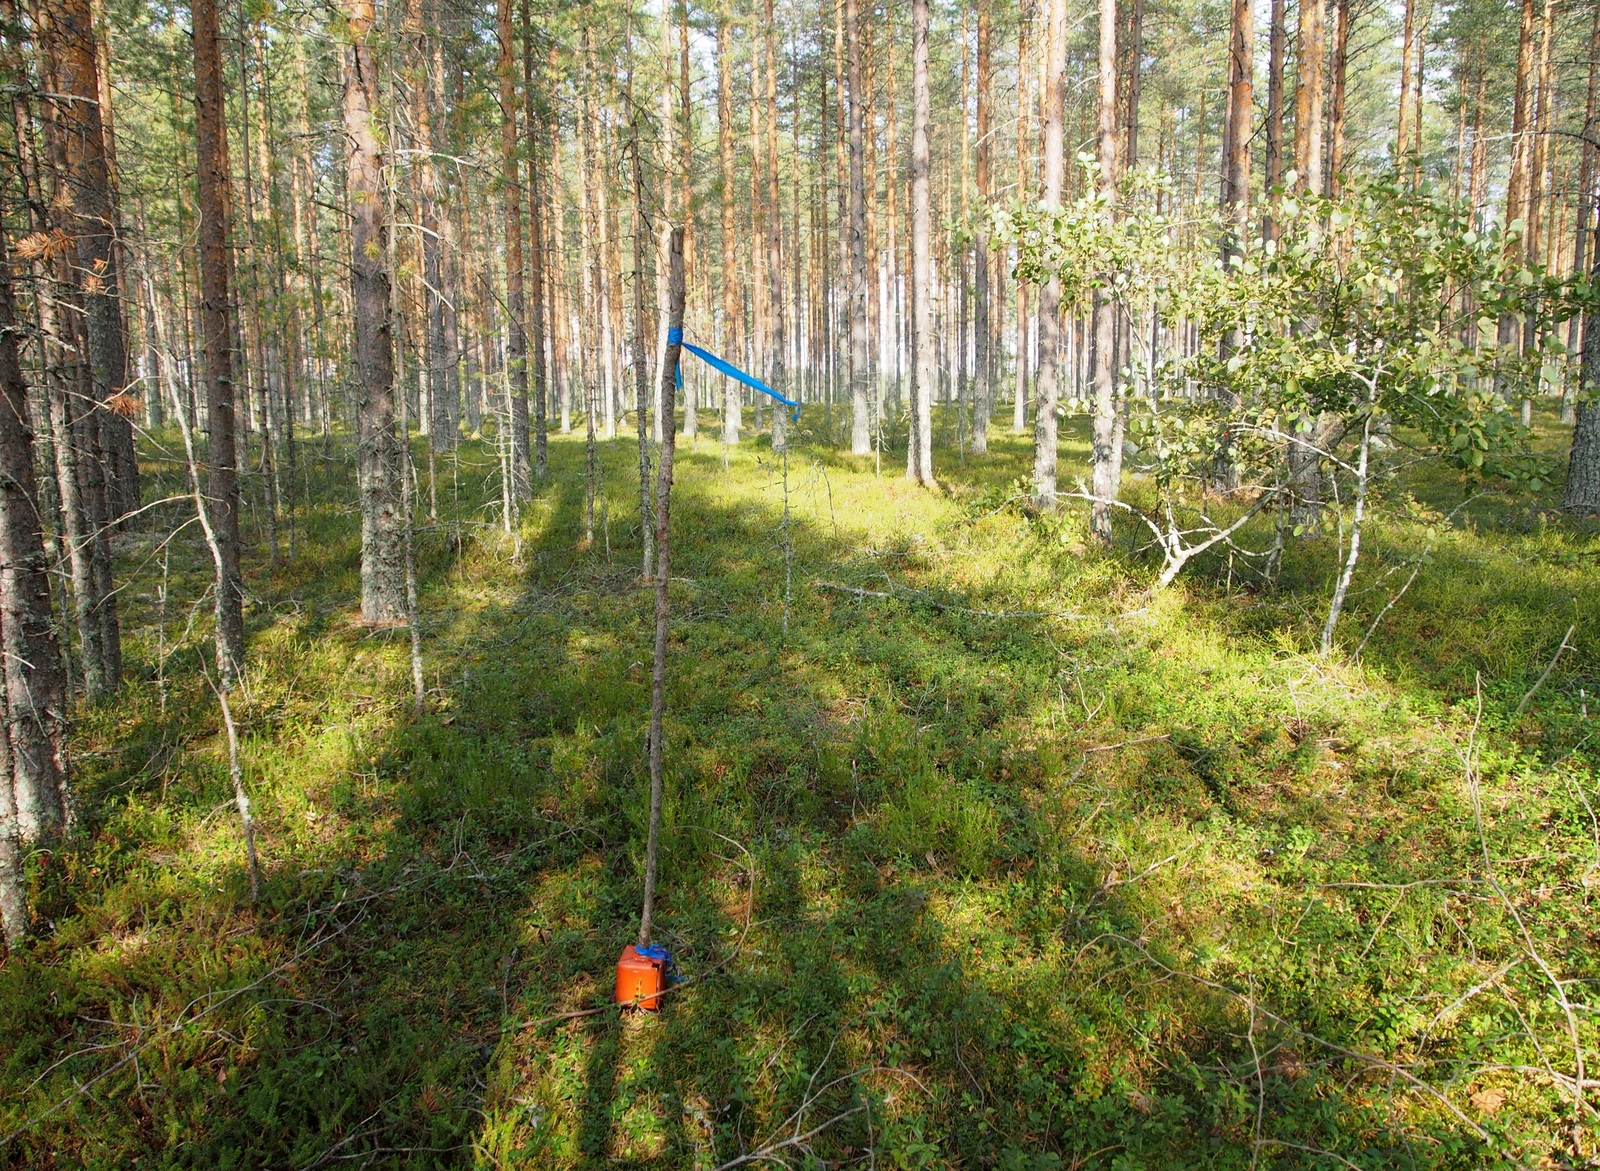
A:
[639, 227, 685, 949]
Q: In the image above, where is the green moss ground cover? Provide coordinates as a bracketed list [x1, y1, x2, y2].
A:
[2, 408, 1597, 1168]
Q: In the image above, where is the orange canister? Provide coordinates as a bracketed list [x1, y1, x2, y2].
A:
[614, 945, 667, 1010]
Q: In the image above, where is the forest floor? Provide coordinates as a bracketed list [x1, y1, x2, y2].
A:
[2, 404, 1599, 1169]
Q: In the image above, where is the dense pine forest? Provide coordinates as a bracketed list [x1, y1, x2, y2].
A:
[2, 0, 1600, 1163]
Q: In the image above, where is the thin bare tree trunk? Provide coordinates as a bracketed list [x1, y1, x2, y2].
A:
[638, 227, 684, 949]
[626, 50, 655, 580]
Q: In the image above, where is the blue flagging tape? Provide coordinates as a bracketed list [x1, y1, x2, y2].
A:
[666, 327, 800, 421]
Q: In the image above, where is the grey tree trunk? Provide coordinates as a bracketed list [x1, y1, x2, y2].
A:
[0, 681, 23, 946]
[0, 223, 69, 841]
[344, 0, 405, 624]
[1563, 205, 1600, 514]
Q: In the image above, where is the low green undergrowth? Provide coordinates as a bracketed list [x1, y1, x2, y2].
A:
[2, 406, 1597, 1169]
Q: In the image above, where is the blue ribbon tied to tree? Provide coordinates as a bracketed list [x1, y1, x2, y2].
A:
[667, 327, 801, 422]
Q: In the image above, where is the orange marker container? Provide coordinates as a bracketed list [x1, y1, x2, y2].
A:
[614, 945, 666, 1010]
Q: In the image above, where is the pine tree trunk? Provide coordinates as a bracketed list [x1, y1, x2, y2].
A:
[191, 0, 245, 682]
[0, 224, 69, 841]
[972, 0, 992, 454]
[717, 6, 741, 447]
[1089, 0, 1120, 542]
[1033, 0, 1066, 506]
[344, 0, 405, 624]
[497, 0, 530, 498]
[1563, 202, 1600, 513]
[1295, 14, 1331, 197]
[45, 0, 138, 521]
[846, 0, 872, 456]
[679, 3, 697, 438]
[1397, 0, 1419, 160]
[415, 6, 457, 454]
[908, 0, 935, 485]
[1326, 0, 1349, 196]
[1014, 13, 1031, 436]
[766, 0, 788, 453]
[1566, 3, 1599, 412]
[523, 9, 548, 477]
[1265, 0, 1285, 239]
[1495, 0, 1539, 397]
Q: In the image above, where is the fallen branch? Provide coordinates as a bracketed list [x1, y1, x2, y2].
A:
[1516, 623, 1576, 716]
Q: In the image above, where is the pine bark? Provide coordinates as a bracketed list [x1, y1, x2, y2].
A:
[1397, 0, 1420, 160]
[191, 0, 245, 682]
[415, 7, 457, 452]
[1326, 0, 1349, 196]
[972, 0, 992, 454]
[766, 0, 787, 452]
[908, 0, 934, 485]
[45, 0, 138, 520]
[343, 0, 405, 624]
[1294, 0, 1324, 196]
[846, 0, 872, 455]
[523, 8, 548, 476]
[496, 0, 530, 496]
[1221, 0, 1254, 247]
[1033, 0, 1066, 506]
[718, 6, 741, 446]
[0, 223, 69, 841]
[1564, 201, 1600, 513]
[1567, 4, 1599, 386]
[1265, 0, 1286, 228]
[1089, 0, 1119, 542]
[1013, 13, 1031, 435]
